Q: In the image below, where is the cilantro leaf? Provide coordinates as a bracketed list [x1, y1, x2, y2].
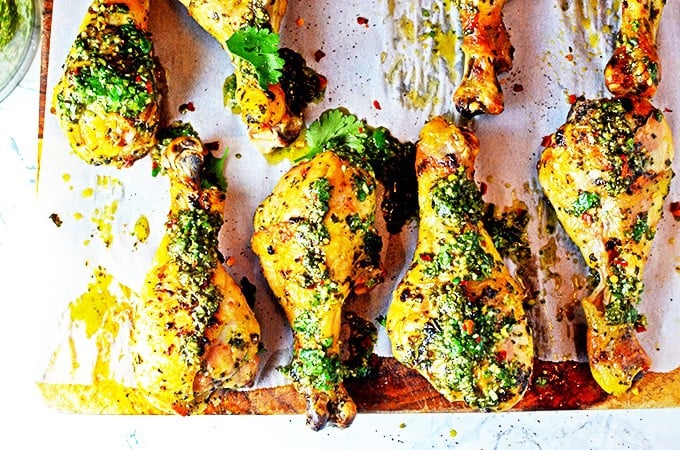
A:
[226, 27, 285, 89]
[300, 109, 368, 161]
[202, 149, 229, 191]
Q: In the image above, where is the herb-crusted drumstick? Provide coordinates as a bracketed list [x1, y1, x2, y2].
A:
[251, 140, 384, 429]
[386, 117, 533, 411]
[453, 0, 513, 117]
[538, 97, 673, 394]
[177, 0, 325, 154]
[52, 0, 161, 167]
[605, 0, 666, 98]
[131, 127, 261, 414]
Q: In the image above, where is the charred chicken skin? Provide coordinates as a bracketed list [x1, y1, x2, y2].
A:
[454, 0, 513, 117]
[386, 117, 533, 411]
[252, 151, 384, 430]
[177, 0, 324, 154]
[52, 0, 161, 167]
[131, 134, 261, 414]
[605, 0, 666, 99]
[538, 96, 673, 394]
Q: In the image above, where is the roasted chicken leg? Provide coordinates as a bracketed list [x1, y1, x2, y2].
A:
[538, 96, 673, 394]
[387, 117, 533, 411]
[131, 132, 261, 414]
[605, 0, 666, 98]
[52, 0, 161, 167]
[252, 151, 384, 429]
[177, 0, 324, 154]
[453, 0, 513, 116]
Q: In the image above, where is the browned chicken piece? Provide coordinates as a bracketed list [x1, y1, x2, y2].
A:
[387, 117, 533, 411]
[177, 0, 324, 154]
[605, 0, 666, 98]
[252, 151, 384, 430]
[131, 132, 261, 414]
[538, 96, 673, 394]
[454, 0, 513, 117]
[52, 0, 161, 167]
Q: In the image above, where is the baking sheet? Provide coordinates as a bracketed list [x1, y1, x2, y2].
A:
[36, 0, 680, 397]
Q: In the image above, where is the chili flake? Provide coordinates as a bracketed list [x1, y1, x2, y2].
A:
[670, 201, 680, 221]
[314, 49, 326, 62]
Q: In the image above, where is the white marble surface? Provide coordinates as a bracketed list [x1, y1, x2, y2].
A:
[2, 24, 680, 450]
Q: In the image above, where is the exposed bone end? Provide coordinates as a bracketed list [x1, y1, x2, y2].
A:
[454, 56, 505, 117]
[304, 385, 357, 431]
[605, 39, 661, 99]
[582, 298, 651, 396]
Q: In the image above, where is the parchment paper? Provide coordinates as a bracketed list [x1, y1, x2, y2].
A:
[36, 0, 680, 394]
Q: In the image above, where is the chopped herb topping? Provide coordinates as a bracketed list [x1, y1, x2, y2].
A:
[570, 191, 600, 216]
[166, 208, 223, 361]
[57, 6, 158, 126]
[405, 282, 528, 409]
[631, 213, 653, 243]
[422, 231, 495, 280]
[280, 348, 342, 392]
[605, 263, 643, 325]
[430, 167, 484, 228]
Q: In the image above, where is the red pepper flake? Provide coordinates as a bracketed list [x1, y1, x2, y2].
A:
[496, 350, 507, 362]
[419, 253, 433, 262]
[357, 16, 369, 27]
[664, 107, 673, 113]
[317, 74, 328, 91]
[512, 83, 524, 92]
[462, 319, 474, 335]
[295, 17, 305, 26]
[567, 94, 577, 104]
[179, 102, 195, 114]
[670, 201, 680, 221]
[612, 258, 628, 267]
[373, 99, 382, 110]
[581, 212, 593, 225]
[314, 49, 326, 62]
[541, 134, 553, 147]
[634, 323, 647, 333]
[226, 256, 236, 267]
[565, 53, 574, 61]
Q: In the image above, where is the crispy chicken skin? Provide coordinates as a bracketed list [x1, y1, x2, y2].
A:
[386, 117, 533, 411]
[177, 0, 318, 154]
[131, 135, 261, 414]
[538, 96, 673, 394]
[252, 151, 384, 430]
[52, 0, 161, 167]
[454, 0, 513, 117]
[605, 0, 666, 99]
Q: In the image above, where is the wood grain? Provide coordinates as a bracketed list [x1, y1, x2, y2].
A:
[38, 0, 53, 141]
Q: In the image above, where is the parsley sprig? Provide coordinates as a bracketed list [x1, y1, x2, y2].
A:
[226, 26, 285, 89]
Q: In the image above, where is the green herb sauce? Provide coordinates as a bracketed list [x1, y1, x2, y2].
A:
[55, 4, 158, 128]
[166, 208, 224, 362]
[407, 282, 527, 409]
[431, 167, 484, 228]
[0, 0, 17, 49]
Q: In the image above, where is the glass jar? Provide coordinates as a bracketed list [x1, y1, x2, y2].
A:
[0, 0, 40, 103]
